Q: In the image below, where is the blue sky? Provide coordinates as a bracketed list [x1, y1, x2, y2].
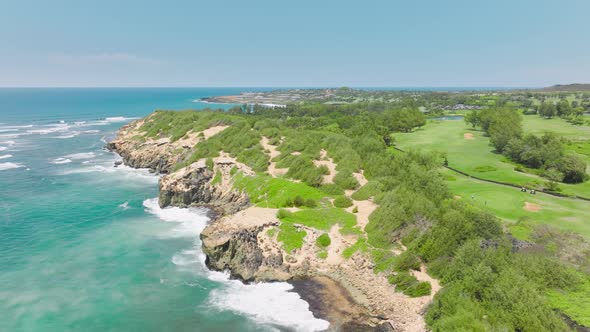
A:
[1, 0, 589, 87]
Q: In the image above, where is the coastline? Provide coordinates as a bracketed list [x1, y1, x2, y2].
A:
[106, 117, 433, 331]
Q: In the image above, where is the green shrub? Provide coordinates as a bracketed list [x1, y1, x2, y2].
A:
[305, 198, 317, 208]
[333, 195, 353, 208]
[320, 183, 345, 196]
[317, 251, 328, 259]
[293, 195, 305, 207]
[406, 281, 431, 297]
[352, 206, 358, 213]
[334, 170, 359, 190]
[211, 170, 222, 185]
[394, 250, 421, 271]
[276, 209, 293, 219]
[351, 181, 384, 200]
[388, 272, 431, 297]
[206, 157, 214, 169]
[277, 223, 306, 253]
[316, 233, 331, 247]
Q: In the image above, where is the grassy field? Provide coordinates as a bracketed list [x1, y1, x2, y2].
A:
[522, 115, 590, 139]
[232, 173, 327, 208]
[445, 169, 590, 238]
[395, 118, 590, 198]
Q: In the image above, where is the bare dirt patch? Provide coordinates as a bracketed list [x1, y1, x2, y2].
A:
[524, 202, 541, 212]
[313, 149, 337, 184]
[463, 133, 474, 140]
[347, 199, 377, 231]
[260, 136, 288, 177]
[202, 125, 229, 139]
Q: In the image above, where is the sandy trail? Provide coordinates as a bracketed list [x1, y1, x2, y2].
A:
[260, 136, 288, 177]
[347, 199, 377, 231]
[313, 149, 337, 184]
[325, 225, 346, 265]
[411, 265, 442, 300]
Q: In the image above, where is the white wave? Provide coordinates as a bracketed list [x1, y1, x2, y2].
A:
[51, 158, 72, 164]
[83, 130, 100, 134]
[0, 147, 6, 151]
[143, 197, 329, 331]
[0, 133, 25, 139]
[53, 131, 80, 139]
[0, 129, 18, 133]
[27, 124, 69, 135]
[118, 201, 130, 210]
[105, 116, 139, 123]
[64, 152, 96, 160]
[143, 198, 209, 238]
[0, 124, 33, 129]
[0, 155, 12, 160]
[208, 277, 330, 332]
[60, 165, 115, 175]
[0, 140, 16, 145]
[0, 162, 24, 171]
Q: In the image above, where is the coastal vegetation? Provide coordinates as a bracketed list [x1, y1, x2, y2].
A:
[135, 88, 590, 330]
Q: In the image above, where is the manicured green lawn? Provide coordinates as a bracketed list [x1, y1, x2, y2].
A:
[395, 119, 590, 197]
[522, 115, 590, 140]
[445, 169, 590, 238]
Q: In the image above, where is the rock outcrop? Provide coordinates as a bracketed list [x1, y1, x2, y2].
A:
[159, 159, 250, 215]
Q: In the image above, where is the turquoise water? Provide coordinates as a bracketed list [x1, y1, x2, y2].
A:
[0, 88, 328, 332]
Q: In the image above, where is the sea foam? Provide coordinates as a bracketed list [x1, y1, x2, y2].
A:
[0, 154, 13, 160]
[0, 162, 24, 171]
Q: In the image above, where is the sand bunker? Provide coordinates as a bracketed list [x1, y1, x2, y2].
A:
[524, 202, 541, 212]
[463, 133, 474, 140]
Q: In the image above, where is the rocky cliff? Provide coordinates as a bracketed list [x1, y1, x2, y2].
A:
[107, 118, 427, 331]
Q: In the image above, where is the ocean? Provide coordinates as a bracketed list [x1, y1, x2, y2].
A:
[0, 88, 329, 332]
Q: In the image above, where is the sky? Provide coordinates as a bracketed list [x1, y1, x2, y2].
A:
[1, 0, 589, 87]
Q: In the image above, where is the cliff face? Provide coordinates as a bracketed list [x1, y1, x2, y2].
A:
[158, 159, 249, 215]
[107, 118, 250, 215]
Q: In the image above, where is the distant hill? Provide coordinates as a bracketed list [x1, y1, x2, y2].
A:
[540, 84, 590, 92]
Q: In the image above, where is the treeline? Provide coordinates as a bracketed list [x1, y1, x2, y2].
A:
[535, 100, 587, 125]
[465, 108, 588, 184]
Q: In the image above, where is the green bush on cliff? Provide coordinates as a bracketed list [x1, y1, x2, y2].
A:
[277, 223, 306, 253]
[394, 250, 421, 271]
[333, 196, 353, 208]
[387, 272, 431, 297]
[316, 233, 331, 247]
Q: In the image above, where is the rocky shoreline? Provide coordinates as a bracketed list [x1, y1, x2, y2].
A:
[107, 119, 431, 331]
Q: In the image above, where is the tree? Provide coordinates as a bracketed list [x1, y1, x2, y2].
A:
[556, 154, 588, 183]
[487, 110, 523, 153]
[539, 102, 556, 118]
[556, 100, 571, 117]
[464, 110, 480, 129]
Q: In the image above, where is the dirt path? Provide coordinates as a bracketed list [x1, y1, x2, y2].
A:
[313, 149, 337, 184]
[260, 136, 288, 177]
[325, 225, 346, 265]
[347, 199, 377, 231]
